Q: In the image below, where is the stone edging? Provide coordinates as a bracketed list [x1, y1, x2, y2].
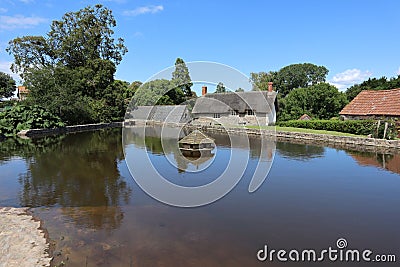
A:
[17, 122, 122, 138]
[0, 207, 52, 267]
[183, 124, 400, 150]
[14, 120, 400, 150]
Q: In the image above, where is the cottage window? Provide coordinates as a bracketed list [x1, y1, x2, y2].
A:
[247, 109, 254, 115]
[213, 113, 220, 118]
[231, 110, 238, 116]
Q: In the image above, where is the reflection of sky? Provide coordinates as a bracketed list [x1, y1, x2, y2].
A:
[0, 158, 27, 206]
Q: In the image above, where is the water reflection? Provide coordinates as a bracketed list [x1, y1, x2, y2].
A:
[0, 129, 132, 230]
[123, 126, 275, 174]
[349, 151, 400, 175]
[276, 142, 325, 160]
[1, 129, 400, 266]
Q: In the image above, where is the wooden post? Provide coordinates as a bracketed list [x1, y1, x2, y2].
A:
[376, 120, 381, 137]
[383, 122, 388, 139]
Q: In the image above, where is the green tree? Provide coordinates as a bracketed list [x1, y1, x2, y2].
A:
[133, 79, 184, 106]
[171, 58, 193, 98]
[279, 83, 348, 121]
[236, 87, 245, 92]
[250, 71, 276, 91]
[0, 72, 16, 98]
[125, 81, 142, 99]
[215, 82, 227, 93]
[345, 75, 400, 101]
[251, 63, 328, 97]
[7, 5, 128, 124]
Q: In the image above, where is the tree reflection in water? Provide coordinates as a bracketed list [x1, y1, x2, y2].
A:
[11, 129, 131, 230]
[276, 142, 325, 161]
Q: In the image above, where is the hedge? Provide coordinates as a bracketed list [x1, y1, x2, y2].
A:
[277, 119, 398, 139]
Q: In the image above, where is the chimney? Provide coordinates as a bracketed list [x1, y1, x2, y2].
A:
[268, 82, 273, 92]
[202, 86, 208, 96]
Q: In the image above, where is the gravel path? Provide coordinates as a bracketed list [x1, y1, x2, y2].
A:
[0, 207, 52, 267]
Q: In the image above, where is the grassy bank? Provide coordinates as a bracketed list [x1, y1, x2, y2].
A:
[246, 125, 366, 137]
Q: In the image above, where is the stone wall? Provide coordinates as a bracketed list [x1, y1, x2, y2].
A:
[183, 124, 400, 152]
[17, 122, 122, 138]
[15, 120, 400, 151]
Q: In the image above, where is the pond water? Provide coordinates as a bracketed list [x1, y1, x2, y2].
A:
[0, 128, 399, 266]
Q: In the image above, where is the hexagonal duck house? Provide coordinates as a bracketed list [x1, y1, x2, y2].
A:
[178, 130, 215, 158]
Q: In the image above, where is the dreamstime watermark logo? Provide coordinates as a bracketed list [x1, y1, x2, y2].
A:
[122, 61, 276, 207]
[257, 238, 397, 263]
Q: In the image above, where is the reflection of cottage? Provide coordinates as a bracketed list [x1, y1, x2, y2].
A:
[128, 105, 191, 124]
[349, 152, 400, 175]
[178, 130, 215, 157]
[192, 83, 277, 126]
[340, 88, 400, 120]
[17, 86, 29, 101]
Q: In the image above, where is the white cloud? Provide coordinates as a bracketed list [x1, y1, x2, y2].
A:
[0, 14, 47, 30]
[133, 31, 143, 38]
[0, 8, 7, 13]
[123, 5, 164, 16]
[329, 69, 372, 91]
[19, 0, 34, 3]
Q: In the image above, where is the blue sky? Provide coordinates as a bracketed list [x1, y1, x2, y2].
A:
[1, 0, 400, 91]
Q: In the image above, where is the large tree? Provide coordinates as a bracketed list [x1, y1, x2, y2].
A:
[171, 58, 193, 98]
[7, 4, 127, 77]
[251, 63, 328, 97]
[6, 4, 128, 124]
[279, 83, 348, 121]
[0, 72, 16, 98]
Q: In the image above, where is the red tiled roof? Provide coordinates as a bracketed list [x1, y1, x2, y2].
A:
[18, 86, 29, 94]
[299, 114, 311, 120]
[340, 88, 400, 116]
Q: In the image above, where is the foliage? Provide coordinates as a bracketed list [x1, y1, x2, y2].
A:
[277, 119, 398, 139]
[6, 5, 128, 125]
[132, 79, 185, 106]
[0, 72, 16, 98]
[0, 99, 18, 109]
[345, 75, 400, 101]
[172, 58, 193, 98]
[250, 71, 277, 91]
[0, 104, 64, 137]
[279, 83, 348, 121]
[215, 82, 227, 93]
[251, 63, 328, 97]
[125, 81, 142, 100]
[7, 4, 127, 77]
[236, 87, 244, 92]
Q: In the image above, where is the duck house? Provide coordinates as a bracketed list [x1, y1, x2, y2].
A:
[178, 130, 215, 157]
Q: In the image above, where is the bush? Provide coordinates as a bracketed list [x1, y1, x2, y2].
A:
[277, 119, 398, 139]
[0, 104, 65, 137]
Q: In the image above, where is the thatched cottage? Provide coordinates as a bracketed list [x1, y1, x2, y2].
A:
[191, 83, 277, 126]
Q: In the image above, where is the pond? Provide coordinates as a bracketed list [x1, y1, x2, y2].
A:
[0, 127, 399, 266]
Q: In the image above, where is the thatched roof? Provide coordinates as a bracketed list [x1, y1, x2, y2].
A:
[192, 91, 277, 114]
[178, 130, 214, 144]
[129, 105, 191, 123]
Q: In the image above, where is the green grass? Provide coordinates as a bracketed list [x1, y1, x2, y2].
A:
[245, 125, 366, 137]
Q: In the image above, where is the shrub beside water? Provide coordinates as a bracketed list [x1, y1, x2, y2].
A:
[277, 119, 398, 139]
[0, 104, 65, 137]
